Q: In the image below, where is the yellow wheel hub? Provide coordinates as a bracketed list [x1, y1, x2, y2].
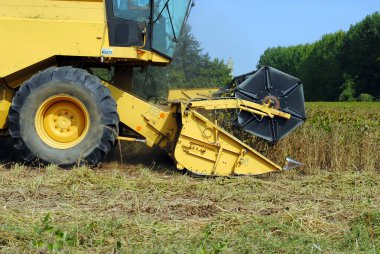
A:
[35, 95, 90, 149]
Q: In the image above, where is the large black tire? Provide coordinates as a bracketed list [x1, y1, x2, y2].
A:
[8, 67, 119, 166]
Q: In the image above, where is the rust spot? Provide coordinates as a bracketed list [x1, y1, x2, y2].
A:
[160, 113, 166, 119]
[136, 126, 142, 132]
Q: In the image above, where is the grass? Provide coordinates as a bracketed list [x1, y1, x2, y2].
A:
[0, 102, 379, 253]
[0, 165, 379, 253]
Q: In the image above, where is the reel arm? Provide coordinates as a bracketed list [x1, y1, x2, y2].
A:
[188, 98, 291, 120]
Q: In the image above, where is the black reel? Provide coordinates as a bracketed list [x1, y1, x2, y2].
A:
[234, 66, 306, 142]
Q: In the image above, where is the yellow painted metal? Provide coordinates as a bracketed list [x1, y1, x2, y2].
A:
[168, 88, 220, 101]
[174, 105, 282, 176]
[0, 0, 104, 79]
[107, 82, 284, 176]
[0, 0, 170, 85]
[35, 95, 90, 149]
[107, 83, 178, 152]
[101, 29, 170, 63]
[189, 99, 291, 120]
[0, 84, 13, 129]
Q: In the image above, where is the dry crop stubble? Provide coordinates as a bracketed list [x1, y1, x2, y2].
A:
[0, 165, 379, 253]
[0, 102, 379, 253]
[222, 102, 380, 173]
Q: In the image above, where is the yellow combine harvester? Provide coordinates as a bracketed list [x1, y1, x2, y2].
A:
[0, 0, 306, 176]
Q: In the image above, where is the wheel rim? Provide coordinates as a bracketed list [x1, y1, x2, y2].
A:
[35, 95, 90, 149]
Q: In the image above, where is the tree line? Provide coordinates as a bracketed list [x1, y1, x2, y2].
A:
[258, 12, 380, 102]
[136, 12, 379, 102]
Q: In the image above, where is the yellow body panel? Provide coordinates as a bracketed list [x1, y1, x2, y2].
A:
[0, 0, 169, 80]
[0, 0, 104, 78]
[174, 108, 282, 176]
[108, 84, 178, 151]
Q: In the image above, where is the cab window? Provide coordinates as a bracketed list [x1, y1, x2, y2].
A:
[113, 0, 150, 22]
[152, 0, 192, 57]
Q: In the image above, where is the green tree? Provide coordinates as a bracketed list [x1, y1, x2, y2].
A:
[357, 93, 374, 102]
[257, 12, 380, 101]
[342, 12, 380, 98]
[257, 44, 313, 78]
[168, 24, 232, 88]
[339, 74, 356, 102]
[133, 24, 232, 98]
[301, 31, 346, 101]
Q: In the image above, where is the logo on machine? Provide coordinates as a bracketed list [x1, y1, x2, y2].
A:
[101, 48, 113, 55]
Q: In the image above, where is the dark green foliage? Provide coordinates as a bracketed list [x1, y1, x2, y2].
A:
[357, 93, 375, 102]
[342, 13, 380, 98]
[258, 44, 313, 78]
[302, 32, 346, 101]
[339, 74, 357, 102]
[258, 12, 380, 101]
[134, 24, 232, 99]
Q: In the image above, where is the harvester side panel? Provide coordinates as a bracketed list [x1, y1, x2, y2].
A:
[107, 84, 178, 152]
[0, 0, 105, 80]
[174, 106, 282, 176]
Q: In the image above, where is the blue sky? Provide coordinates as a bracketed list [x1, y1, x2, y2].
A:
[187, 0, 379, 75]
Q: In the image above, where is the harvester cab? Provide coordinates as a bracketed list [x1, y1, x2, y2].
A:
[0, 0, 306, 176]
[105, 0, 192, 58]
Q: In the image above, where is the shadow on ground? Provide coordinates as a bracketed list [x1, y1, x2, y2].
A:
[0, 136, 18, 166]
[105, 141, 174, 168]
[0, 136, 175, 170]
